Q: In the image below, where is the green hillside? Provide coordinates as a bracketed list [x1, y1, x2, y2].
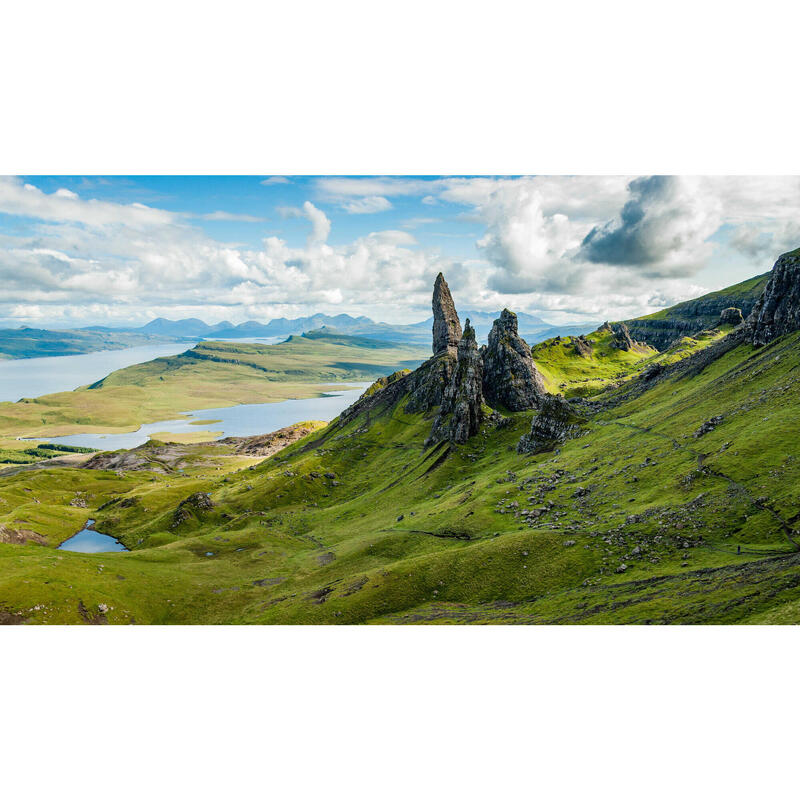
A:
[2, 316, 800, 624]
[622, 272, 769, 350]
[0, 334, 427, 439]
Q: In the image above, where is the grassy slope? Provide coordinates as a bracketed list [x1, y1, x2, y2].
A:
[627, 272, 769, 323]
[2, 325, 800, 624]
[530, 324, 732, 397]
[0, 334, 427, 438]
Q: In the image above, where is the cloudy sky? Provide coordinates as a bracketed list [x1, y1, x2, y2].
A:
[1, 174, 799, 329]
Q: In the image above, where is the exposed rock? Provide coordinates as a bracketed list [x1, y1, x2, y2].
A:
[573, 335, 593, 358]
[482, 309, 546, 411]
[220, 422, 323, 457]
[719, 307, 744, 326]
[359, 369, 411, 399]
[517, 394, 585, 454]
[694, 415, 722, 438]
[744, 249, 800, 346]
[431, 272, 462, 354]
[172, 492, 214, 527]
[0, 524, 46, 546]
[610, 322, 635, 351]
[427, 320, 484, 445]
[623, 272, 770, 350]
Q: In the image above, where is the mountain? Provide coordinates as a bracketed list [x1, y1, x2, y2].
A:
[622, 272, 770, 350]
[7, 251, 800, 624]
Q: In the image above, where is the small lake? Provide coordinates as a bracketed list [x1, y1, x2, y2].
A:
[0, 343, 194, 402]
[36, 385, 367, 450]
[58, 519, 128, 553]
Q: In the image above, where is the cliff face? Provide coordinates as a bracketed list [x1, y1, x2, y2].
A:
[744, 249, 800, 346]
[482, 309, 546, 411]
[622, 272, 770, 350]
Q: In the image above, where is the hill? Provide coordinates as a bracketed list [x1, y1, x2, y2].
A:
[0, 333, 427, 439]
[0, 327, 187, 360]
[622, 272, 770, 350]
[2, 253, 800, 624]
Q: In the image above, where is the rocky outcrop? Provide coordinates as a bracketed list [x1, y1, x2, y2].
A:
[172, 492, 214, 527]
[360, 369, 411, 399]
[744, 249, 800, 346]
[610, 322, 635, 351]
[427, 320, 484, 445]
[0, 524, 46, 546]
[719, 307, 744, 326]
[432, 272, 462, 354]
[517, 394, 585, 454]
[622, 272, 770, 350]
[482, 309, 546, 411]
[573, 335, 593, 357]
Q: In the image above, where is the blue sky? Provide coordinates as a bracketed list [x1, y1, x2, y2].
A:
[1, 175, 797, 329]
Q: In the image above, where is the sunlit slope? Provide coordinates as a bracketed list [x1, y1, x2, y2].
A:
[3, 326, 800, 624]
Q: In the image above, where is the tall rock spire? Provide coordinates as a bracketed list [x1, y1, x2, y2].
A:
[426, 319, 484, 445]
[482, 309, 546, 411]
[432, 272, 462, 354]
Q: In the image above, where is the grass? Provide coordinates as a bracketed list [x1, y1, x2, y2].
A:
[0, 333, 427, 438]
[3, 317, 800, 625]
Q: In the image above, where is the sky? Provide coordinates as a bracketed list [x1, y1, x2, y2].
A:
[1, 175, 799, 330]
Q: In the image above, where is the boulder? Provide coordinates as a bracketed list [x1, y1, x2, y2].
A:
[482, 309, 546, 411]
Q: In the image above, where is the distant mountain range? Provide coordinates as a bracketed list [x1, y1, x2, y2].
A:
[84, 310, 602, 348]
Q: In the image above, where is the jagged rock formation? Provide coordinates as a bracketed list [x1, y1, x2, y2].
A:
[427, 320, 484, 445]
[719, 307, 744, 326]
[431, 272, 462, 354]
[482, 309, 546, 411]
[573, 335, 593, 357]
[517, 394, 585, 454]
[622, 272, 770, 350]
[610, 322, 635, 351]
[744, 249, 800, 346]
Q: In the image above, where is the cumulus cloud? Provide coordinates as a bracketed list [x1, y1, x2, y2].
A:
[5, 174, 800, 329]
[578, 176, 721, 276]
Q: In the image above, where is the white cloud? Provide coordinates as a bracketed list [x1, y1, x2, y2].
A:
[261, 176, 290, 185]
[340, 195, 393, 214]
[198, 211, 266, 222]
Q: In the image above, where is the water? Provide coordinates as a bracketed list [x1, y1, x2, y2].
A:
[0, 343, 193, 402]
[36, 385, 367, 450]
[58, 519, 128, 553]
